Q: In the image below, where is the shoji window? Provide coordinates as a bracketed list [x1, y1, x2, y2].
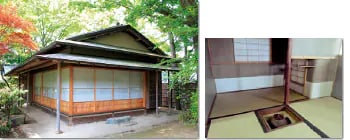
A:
[234, 38, 270, 63]
[34, 73, 42, 96]
[61, 68, 70, 101]
[43, 70, 57, 99]
[73, 68, 94, 102]
[96, 69, 113, 101]
[114, 70, 130, 100]
[114, 70, 144, 100]
[129, 71, 144, 99]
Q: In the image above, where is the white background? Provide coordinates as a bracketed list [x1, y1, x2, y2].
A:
[199, 0, 349, 139]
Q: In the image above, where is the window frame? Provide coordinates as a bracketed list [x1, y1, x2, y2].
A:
[233, 38, 272, 64]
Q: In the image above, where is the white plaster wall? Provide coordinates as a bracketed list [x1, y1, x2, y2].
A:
[291, 38, 342, 57]
[304, 81, 334, 99]
[215, 75, 284, 93]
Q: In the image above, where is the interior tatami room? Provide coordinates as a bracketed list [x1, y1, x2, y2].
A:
[205, 38, 343, 138]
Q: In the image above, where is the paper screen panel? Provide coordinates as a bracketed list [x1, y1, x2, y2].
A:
[129, 71, 143, 88]
[114, 70, 129, 88]
[43, 70, 57, 99]
[246, 38, 259, 44]
[61, 68, 70, 88]
[61, 88, 69, 101]
[234, 38, 270, 62]
[130, 88, 143, 99]
[114, 88, 129, 99]
[34, 73, 42, 96]
[73, 89, 94, 102]
[96, 89, 113, 101]
[73, 68, 94, 88]
[96, 69, 113, 88]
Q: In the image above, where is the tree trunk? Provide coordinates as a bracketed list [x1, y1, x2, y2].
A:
[184, 45, 188, 58]
[168, 32, 176, 58]
[192, 35, 198, 52]
[0, 56, 11, 90]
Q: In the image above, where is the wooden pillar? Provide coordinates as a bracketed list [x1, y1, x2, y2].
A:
[26, 73, 30, 105]
[143, 72, 146, 108]
[156, 71, 159, 116]
[69, 66, 73, 125]
[284, 39, 292, 105]
[93, 68, 96, 113]
[56, 61, 62, 134]
[41, 73, 43, 105]
[167, 71, 171, 114]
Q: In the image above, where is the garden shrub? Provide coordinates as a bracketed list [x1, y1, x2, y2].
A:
[0, 120, 10, 137]
[0, 88, 27, 128]
[167, 53, 198, 125]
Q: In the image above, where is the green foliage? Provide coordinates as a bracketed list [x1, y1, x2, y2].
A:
[0, 120, 10, 137]
[0, 76, 18, 90]
[0, 87, 27, 127]
[179, 91, 198, 124]
[167, 52, 198, 124]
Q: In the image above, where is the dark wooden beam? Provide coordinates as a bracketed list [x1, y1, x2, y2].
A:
[19, 60, 52, 74]
[284, 39, 292, 104]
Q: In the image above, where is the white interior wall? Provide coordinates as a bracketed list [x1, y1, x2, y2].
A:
[304, 81, 334, 99]
[291, 38, 342, 57]
[215, 75, 284, 93]
[291, 38, 342, 99]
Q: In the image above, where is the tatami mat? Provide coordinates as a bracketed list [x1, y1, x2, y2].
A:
[290, 97, 343, 138]
[208, 112, 320, 138]
[210, 87, 307, 118]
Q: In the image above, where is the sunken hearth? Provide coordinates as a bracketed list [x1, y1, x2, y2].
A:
[255, 105, 304, 133]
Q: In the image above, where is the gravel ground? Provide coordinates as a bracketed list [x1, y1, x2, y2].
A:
[19, 106, 179, 138]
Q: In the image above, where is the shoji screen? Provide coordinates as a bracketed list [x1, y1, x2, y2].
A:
[234, 38, 270, 62]
[73, 68, 94, 102]
[129, 71, 144, 99]
[96, 69, 113, 101]
[34, 73, 42, 96]
[43, 70, 57, 99]
[114, 70, 130, 100]
[61, 68, 70, 101]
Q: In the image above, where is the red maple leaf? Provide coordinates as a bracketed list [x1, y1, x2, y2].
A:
[0, 4, 38, 55]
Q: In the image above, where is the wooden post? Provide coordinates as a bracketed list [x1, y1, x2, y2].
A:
[167, 71, 171, 114]
[93, 68, 96, 113]
[143, 72, 146, 108]
[56, 61, 62, 134]
[41, 73, 43, 105]
[156, 71, 159, 116]
[284, 39, 292, 105]
[69, 66, 73, 125]
[27, 73, 30, 105]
